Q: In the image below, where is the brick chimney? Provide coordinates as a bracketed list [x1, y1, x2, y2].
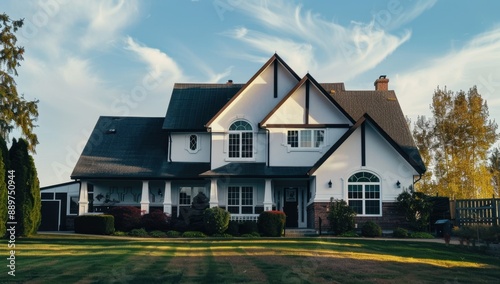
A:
[227, 79, 233, 85]
[374, 75, 389, 91]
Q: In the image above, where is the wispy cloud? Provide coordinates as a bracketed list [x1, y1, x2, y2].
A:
[393, 26, 500, 121]
[223, 0, 434, 81]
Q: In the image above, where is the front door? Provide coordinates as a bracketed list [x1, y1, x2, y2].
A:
[283, 187, 298, 227]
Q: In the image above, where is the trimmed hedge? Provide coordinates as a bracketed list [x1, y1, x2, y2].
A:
[107, 206, 141, 232]
[361, 221, 382, 237]
[258, 211, 285, 237]
[75, 215, 115, 235]
[203, 207, 230, 235]
[141, 210, 170, 232]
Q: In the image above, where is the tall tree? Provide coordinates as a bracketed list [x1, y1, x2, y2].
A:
[0, 136, 8, 237]
[9, 138, 41, 236]
[490, 147, 500, 197]
[0, 13, 39, 152]
[413, 86, 498, 199]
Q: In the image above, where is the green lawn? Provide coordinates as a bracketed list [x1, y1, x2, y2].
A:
[2, 234, 499, 283]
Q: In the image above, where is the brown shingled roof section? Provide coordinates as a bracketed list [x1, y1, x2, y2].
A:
[328, 89, 415, 149]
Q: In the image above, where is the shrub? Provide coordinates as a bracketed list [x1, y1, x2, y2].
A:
[361, 221, 382, 237]
[149, 230, 167, 238]
[327, 199, 356, 235]
[182, 231, 207, 238]
[226, 221, 239, 236]
[128, 228, 149, 237]
[74, 215, 115, 235]
[258, 211, 286, 237]
[409, 232, 434, 239]
[140, 210, 170, 232]
[203, 207, 230, 235]
[108, 206, 142, 232]
[239, 221, 259, 235]
[396, 191, 432, 231]
[393, 227, 409, 238]
[166, 230, 181, 238]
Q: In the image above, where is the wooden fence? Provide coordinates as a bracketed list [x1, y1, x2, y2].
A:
[452, 197, 499, 227]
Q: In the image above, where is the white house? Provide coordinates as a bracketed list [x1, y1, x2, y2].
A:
[71, 54, 425, 230]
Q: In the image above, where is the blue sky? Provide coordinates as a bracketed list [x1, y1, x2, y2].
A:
[4, 0, 500, 187]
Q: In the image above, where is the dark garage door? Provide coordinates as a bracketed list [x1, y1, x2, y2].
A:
[39, 200, 60, 231]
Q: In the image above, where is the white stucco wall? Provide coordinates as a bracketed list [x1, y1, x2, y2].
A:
[313, 122, 418, 204]
[267, 127, 348, 166]
[170, 132, 210, 162]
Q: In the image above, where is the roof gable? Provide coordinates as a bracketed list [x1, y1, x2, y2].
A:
[205, 54, 301, 130]
[261, 74, 354, 127]
[309, 114, 426, 175]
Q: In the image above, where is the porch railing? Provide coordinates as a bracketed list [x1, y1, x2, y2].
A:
[230, 215, 259, 222]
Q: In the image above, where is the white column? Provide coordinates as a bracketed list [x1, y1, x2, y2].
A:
[163, 181, 172, 215]
[78, 181, 89, 215]
[264, 179, 273, 211]
[140, 180, 150, 214]
[209, 178, 219, 208]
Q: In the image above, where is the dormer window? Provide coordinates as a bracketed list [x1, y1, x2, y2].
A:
[228, 120, 253, 159]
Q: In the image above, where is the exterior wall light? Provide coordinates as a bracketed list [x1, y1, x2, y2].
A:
[396, 180, 401, 188]
[328, 180, 332, 188]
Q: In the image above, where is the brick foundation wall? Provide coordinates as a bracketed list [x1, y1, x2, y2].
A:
[308, 202, 407, 231]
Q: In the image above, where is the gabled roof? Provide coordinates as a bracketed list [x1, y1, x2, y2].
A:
[201, 163, 311, 178]
[163, 83, 244, 131]
[309, 114, 426, 175]
[205, 53, 301, 128]
[326, 87, 425, 173]
[260, 73, 355, 126]
[71, 116, 211, 179]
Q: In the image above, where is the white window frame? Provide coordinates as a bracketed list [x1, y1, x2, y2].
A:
[178, 186, 207, 211]
[347, 172, 382, 216]
[68, 195, 79, 215]
[227, 186, 254, 215]
[286, 129, 325, 151]
[186, 134, 201, 153]
[226, 121, 254, 161]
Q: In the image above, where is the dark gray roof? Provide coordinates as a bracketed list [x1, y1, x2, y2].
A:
[201, 163, 311, 178]
[322, 87, 426, 173]
[71, 116, 210, 179]
[163, 83, 244, 131]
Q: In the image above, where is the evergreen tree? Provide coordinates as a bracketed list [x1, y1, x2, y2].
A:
[413, 86, 499, 199]
[0, 137, 9, 237]
[9, 138, 41, 236]
[0, 13, 39, 152]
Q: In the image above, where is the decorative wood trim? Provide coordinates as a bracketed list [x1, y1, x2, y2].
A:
[263, 124, 350, 128]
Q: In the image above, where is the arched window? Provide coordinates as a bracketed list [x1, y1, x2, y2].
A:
[228, 120, 253, 158]
[347, 172, 381, 216]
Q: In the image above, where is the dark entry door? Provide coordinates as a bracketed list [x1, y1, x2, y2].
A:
[283, 188, 298, 227]
[39, 200, 60, 231]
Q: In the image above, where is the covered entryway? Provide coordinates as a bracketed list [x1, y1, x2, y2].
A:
[274, 184, 308, 228]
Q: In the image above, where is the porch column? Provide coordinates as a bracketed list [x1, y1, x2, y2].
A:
[264, 179, 273, 211]
[163, 181, 172, 215]
[209, 178, 219, 208]
[140, 180, 150, 214]
[78, 181, 88, 215]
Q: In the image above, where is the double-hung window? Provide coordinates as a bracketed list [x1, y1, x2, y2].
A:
[227, 186, 253, 214]
[287, 129, 324, 149]
[229, 121, 253, 159]
[179, 187, 206, 209]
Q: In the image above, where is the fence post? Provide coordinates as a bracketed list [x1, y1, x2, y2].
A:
[493, 195, 498, 226]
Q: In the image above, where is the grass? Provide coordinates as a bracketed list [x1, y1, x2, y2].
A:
[1, 234, 499, 283]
